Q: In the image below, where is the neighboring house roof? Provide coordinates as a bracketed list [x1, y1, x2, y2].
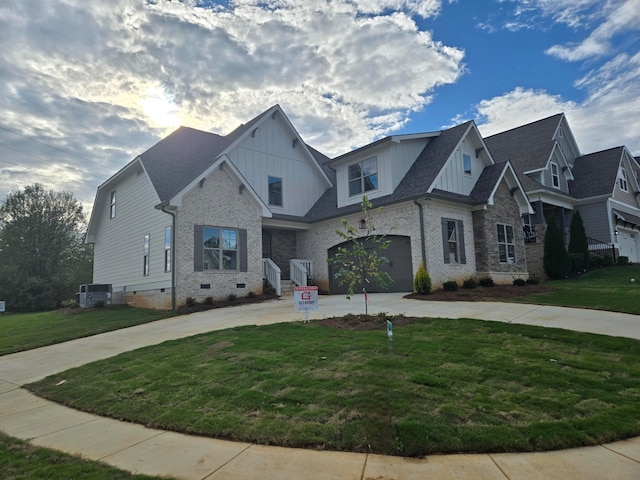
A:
[570, 147, 623, 198]
[484, 114, 562, 173]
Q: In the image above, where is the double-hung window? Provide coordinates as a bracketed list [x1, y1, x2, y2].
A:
[463, 154, 472, 175]
[619, 168, 628, 192]
[203, 227, 238, 271]
[550, 162, 560, 188]
[497, 224, 515, 264]
[268, 176, 283, 206]
[143, 233, 150, 276]
[348, 157, 378, 196]
[164, 226, 171, 273]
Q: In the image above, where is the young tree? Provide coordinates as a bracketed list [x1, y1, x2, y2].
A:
[568, 210, 589, 271]
[0, 184, 92, 311]
[328, 196, 392, 316]
[543, 214, 570, 279]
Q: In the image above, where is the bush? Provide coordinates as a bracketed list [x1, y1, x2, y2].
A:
[512, 278, 526, 287]
[247, 291, 256, 298]
[227, 293, 237, 302]
[602, 255, 614, 266]
[60, 299, 80, 309]
[617, 256, 629, 265]
[443, 280, 458, 292]
[413, 262, 432, 295]
[478, 276, 495, 287]
[203, 296, 214, 305]
[185, 297, 197, 307]
[526, 277, 539, 285]
[462, 277, 477, 289]
[569, 253, 586, 274]
[94, 300, 106, 308]
[543, 214, 570, 279]
[568, 211, 589, 267]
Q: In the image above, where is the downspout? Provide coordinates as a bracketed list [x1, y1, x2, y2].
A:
[414, 199, 427, 268]
[160, 204, 177, 311]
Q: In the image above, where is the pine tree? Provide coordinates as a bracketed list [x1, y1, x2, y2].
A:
[568, 210, 589, 271]
[543, 214, 570, 279]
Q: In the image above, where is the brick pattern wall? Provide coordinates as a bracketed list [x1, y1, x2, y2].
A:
[174, 167, 263, 306]
[525, 223, 547, 281]
[472, 181, 529, 283]
[264, 228, 297, 279]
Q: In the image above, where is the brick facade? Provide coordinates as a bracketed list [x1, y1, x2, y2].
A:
[264, 228, 297, 279]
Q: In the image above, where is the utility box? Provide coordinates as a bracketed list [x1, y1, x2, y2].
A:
[77, 284, 112, 308]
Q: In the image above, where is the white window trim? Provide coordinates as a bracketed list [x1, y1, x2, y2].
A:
[143, 233, 150, 276]
[497, 224, 516, 264]
[550, 162, 560, 188]
[268, 176, 283, 207]
[203, 226, 239, 271]
[164, 226, 171, 273]
[463, 154, 472, 176]
[619, 168, 628, 192]
[110, 191, 116, 219]
[348, 156, 379, 197]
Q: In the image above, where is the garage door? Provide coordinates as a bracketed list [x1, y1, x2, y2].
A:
[618, 230, 639, 263]
[328, 235, 413, 294]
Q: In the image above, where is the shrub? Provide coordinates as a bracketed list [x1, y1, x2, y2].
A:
[94, 300, 106, 308]
[185, 297, 197, 307]
[617, 256, 629, 265]
[543, 214, 570, 279]
[478, 276, 495, 287]
[568, 211, 589, 267]
[443, 280, 458, 291]
[247, 291, 257, 298]
[569, 253, 586, 274]
[526, 277, 539, 285]
[60, 299, 80, 309]
[462, 277, 477, 289]
[203, 296, 214, 305]
[512, 278, 526, 287]
[413, 262, 432, 295]
[227, 293, 237, 302]
[601, 255, 614, 266]
[589, 255, 603, 268]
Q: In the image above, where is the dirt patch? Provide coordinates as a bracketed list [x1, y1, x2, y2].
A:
[177, 292, 279, 314]
[318, 314, 422, 331]
[406, 284, 552, 302]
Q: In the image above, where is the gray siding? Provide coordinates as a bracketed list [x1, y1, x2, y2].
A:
[576, 202, 611, 243]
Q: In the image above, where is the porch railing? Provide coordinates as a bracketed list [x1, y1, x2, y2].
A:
[290, 259, 313, 287]
[262, 258, 281, 296]
[523, 225, 536, 244]
[587, 237, 616, 262]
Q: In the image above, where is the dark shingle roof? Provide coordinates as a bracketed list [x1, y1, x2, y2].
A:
[484, 114, 562, 172]
[570, 147, 623, 198]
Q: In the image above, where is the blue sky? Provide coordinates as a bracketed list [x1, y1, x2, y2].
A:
[0, 0, 638, 214]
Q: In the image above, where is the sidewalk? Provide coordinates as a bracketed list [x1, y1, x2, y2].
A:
[0, 293, 639, 479]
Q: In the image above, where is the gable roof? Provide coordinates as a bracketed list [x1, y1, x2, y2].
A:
[484, 114, 563, 173]
[570, 146, 624, 198]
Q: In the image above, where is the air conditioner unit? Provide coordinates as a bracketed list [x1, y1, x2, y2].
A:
[77, 284, 112, 308]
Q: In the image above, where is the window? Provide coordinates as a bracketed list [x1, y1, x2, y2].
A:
[268, 176, 283, 206]
[164, 226, 171, 273]
[463, 154, 471, 175]
[550, 162, 560, 188]
[110, 191, 116, 219]
[348, 157, 378, 196]
[441, 218, 466, 264]
[143, 234, 150, 276]
[203, 227, 238, 270]
[497, 224, 516, 263]
[619, 168, 628, 192]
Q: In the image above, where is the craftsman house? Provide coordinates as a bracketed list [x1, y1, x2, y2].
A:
[86, 105, 532, 309]
[485, 114, 640, 277]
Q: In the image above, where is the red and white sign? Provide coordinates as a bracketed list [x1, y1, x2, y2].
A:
[294, 286, 318, 311]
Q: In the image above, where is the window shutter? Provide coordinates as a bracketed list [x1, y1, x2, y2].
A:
[441, 218, 449, 263]
[458, 220, 466, 264]
[239, 229, 248, 272]
[194, 225, 204, 272]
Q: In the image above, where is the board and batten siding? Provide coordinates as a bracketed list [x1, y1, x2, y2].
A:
[92, 169, 171, 292]
[575, 202, 611, 243]
[432, 134, 486, 196]
[227, 115, 328, 217]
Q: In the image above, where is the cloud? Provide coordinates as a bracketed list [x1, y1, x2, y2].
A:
[0, 0, 465, 210]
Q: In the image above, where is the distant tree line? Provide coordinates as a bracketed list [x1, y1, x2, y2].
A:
[0, 184, 93, 312]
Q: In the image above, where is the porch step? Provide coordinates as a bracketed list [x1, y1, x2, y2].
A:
[279, 281, 296, 296]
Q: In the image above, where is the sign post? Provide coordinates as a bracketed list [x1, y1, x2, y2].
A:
[294, 286, 318, 323]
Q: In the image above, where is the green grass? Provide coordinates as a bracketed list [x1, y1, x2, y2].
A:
[508, 265, 640, 314]
[0, 431, 172, 480]
[27, 318, 640, 457]
[0, 306, 176, 356]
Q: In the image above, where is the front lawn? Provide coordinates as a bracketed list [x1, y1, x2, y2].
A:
[27, 317, 640, 457]
[0, 307, 176, 356]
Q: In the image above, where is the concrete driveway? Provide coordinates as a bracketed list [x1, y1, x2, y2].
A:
[0, 293, 639, 479]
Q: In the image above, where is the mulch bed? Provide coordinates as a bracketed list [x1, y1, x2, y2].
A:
[406, 284, 552, 302]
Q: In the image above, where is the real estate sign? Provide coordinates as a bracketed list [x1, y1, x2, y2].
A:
[294, 286, 318, 311]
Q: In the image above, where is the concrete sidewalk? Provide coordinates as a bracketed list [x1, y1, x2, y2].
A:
[1, 293, 639, 479]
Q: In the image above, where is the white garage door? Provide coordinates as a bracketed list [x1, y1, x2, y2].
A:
[618, 231, 639, 263]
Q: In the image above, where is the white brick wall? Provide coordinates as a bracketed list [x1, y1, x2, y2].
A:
[297, 199, 477, 291]
[174, 166, 264, 305]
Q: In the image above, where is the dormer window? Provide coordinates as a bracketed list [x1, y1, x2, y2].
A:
[463, 154, 471, 175]
[550, 162, 560, 188]
[619, 168, 628, 192]
[348, 156, 378, 196]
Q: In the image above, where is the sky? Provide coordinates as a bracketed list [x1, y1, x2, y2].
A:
[1, 0, 639, 217]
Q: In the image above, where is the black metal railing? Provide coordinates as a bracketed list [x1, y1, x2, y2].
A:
[523, 225, 536, 244]
[587, 236, 616, 263]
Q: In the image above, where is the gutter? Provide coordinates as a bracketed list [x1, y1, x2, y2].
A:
[413, 199, 427, 269]
[157, 201, 177, 310]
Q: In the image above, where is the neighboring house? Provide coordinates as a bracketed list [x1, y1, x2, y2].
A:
[86, 105, 532, 309]
[485, 114, 640, 277]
